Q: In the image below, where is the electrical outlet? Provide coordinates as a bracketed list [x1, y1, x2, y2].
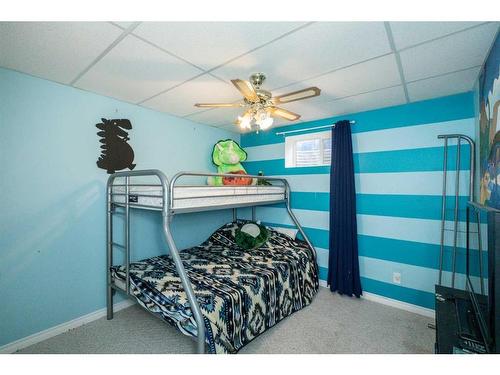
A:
[393, 272, 401, 284]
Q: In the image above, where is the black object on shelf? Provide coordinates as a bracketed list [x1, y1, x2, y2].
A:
[435, 285, 488, 353]
[434, 202, 500, 354]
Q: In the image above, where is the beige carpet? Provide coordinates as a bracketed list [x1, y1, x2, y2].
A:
[17, 288, 435, 354]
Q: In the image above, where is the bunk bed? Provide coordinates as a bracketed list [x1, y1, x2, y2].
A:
[106, 170, 319, 354]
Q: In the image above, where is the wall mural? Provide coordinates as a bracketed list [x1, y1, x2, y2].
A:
[479, 34, 500, 208]
[96, 118, 136, 174]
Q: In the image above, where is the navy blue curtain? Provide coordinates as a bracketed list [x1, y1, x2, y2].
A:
[328, 120, 362, 297]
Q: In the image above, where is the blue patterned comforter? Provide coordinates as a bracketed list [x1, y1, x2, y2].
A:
[111, 220, 319, 353]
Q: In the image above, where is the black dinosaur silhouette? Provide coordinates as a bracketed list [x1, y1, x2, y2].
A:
[96, 118, 136, 174]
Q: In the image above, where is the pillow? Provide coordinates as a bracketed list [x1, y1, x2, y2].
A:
[269, 226, 298, 240]
[203, 221, 239, 247]
[235, 222, 269, 250]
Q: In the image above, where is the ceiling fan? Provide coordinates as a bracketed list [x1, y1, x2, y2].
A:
[194, 73, 321, 132]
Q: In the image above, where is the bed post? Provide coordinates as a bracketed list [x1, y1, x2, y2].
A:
[283, 180, 317, 258]
[106, 176, 114, 320]
[161, 172, 206, 354]
[162, 219, 206, 353]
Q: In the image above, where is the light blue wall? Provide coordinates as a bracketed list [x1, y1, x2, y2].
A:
[241, 92, 482, 310]
[0, 68, 238, 347]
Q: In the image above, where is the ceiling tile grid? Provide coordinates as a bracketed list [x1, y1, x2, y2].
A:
[111, 22, 136, 30]
[273, 99, 346, 125]
[277, 85, 407, 126]
[327, 85, 407, 116]
[74, 34, 203, 103]
[0, 22, 123, 84]
[141, 75, 241, 117]
[185, 106, 244, 127]
[406, 66, 481, 102]
[399, 22, 499, 82]
[389, 21, 484, 50]
[272, 53, 402, 103]
[211, 22, 392, 90]
[132, 22, 306, 71]
[1, 21, 498, 133]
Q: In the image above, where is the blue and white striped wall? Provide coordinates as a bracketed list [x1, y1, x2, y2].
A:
[242, 92, 485, 311]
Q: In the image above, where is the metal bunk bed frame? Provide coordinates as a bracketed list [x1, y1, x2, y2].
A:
[106, 169, 316, 354]
[436, 134, 484, 292]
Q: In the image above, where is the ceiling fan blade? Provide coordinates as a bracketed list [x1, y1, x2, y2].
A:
[231, 79, 259, 102]
[270, 107, 301, 121]
[194, 102, 242, 108]
[273, 87, 321, 104]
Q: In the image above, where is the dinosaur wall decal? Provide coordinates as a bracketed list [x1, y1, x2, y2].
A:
[96, 118, 136, 174]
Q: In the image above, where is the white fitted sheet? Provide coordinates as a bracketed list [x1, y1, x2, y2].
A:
[111, 185, 285, 210]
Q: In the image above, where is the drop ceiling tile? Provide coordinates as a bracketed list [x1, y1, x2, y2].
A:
[0, 22, 122, 84]
[74, 35, 203, 103]
[141, 75, 242, 117]
[400, 22, 499, 82]
[407, 67, 480, 102]
[273, 100, 337, 125]
[212, 22, 392, 90]
[271, 117, 296, 128]
[133, 22, 305, 71]
[273, 54, 401, 103]
[111, 22, 136, 29]
[390, 21, 484, 50]
[324, 85, 407, 117]
[186, 106, 243, 127]
[217, 124, 241, 134]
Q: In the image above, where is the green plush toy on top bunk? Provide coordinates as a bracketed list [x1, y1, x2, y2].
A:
[207, 139, 255, 186]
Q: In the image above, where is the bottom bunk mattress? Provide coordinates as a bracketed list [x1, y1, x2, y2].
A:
[110, 221, 319, 354]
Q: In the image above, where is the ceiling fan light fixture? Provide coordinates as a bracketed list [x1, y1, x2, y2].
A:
[258, 116, 274, 130]
[238, 113, 252, 130]
[193, 73, 321, 133]
[254, 108, 267, 123]
[255, 109, 273, 130]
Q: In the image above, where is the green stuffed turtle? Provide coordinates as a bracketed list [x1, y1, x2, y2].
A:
[235, 222, 269, 250]
[207, 139, 255, 186]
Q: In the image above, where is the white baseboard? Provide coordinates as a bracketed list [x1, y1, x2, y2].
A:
[318, 280, 435, 319]
[0, 300, 135, 354]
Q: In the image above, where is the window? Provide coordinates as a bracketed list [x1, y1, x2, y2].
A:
[285, 130, 332, 168]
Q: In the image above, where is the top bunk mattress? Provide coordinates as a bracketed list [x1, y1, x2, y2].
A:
[111, 185, 285, 211]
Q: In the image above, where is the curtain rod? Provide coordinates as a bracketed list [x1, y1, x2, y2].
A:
[275, 120, 356, 136]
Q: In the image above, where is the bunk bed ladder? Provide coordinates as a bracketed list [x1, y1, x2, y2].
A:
[106, 181, 114, 320]
[106, 177, 131, 318]
[106, 170, 207, 353]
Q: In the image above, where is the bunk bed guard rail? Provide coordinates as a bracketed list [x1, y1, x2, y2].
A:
[106, 169, 316, 353]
